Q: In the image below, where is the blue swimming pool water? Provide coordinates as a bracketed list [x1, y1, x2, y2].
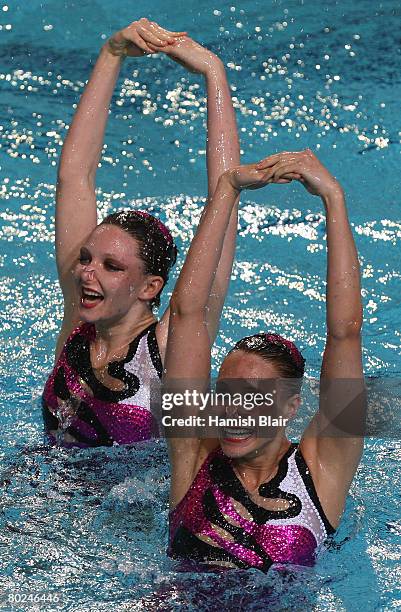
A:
[1, 0, 400, 609]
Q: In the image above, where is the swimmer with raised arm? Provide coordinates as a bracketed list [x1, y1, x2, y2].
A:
[42, 18, 240, 447]
[164, 150, 365, 571]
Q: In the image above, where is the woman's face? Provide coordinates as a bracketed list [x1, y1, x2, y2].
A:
[73, 224, 158, 325]
[217, 350, 299, 459]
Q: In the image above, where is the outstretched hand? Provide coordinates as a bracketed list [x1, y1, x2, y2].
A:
[255, 149, 342, 199]
[110, 18, 187, 57]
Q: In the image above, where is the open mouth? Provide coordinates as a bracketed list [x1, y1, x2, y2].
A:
[221, 428, 255, 443]
[80, 288, 104, 309]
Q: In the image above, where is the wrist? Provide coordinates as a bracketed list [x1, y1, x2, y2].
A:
[218, 170, 241, 195]
[203, 56, 225, 79]
[100, 48, 125, 72]
[105, 33, 129, 59]
[321, 185, 345, 209]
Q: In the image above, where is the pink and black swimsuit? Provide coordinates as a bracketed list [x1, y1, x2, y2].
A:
[169, 443, 335, 572]
[42, 322, 162, 447]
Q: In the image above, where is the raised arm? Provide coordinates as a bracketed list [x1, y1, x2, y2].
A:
[312, 156, 364, 519]
[55, 20, 186, 344]
[164, 164, 284, 507]
[256, 149, 364, 527]
[153, 37, 240, 353]
[196, 42, 240, 341]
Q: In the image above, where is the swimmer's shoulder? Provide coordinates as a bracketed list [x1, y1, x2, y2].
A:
[155, 307, 170, 363]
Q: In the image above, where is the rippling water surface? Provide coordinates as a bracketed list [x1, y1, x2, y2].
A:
[1, 0, 400, 609]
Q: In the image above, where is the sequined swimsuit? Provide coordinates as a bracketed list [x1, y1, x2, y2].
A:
[42, 322, 162, 447]
[169, 443, 335, 572]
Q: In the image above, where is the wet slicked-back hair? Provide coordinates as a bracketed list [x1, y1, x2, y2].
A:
[229, 332, 305, 395]
[100, 210, 177, 309]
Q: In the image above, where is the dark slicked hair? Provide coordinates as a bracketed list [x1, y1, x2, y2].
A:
[229, 332, 305, 395]
[100, 210, 177, 309]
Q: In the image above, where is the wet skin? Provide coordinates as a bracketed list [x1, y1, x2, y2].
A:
[217, 350, 300, 461]
[73, 224, 161, 327]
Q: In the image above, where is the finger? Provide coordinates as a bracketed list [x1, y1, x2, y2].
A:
[275, 173, 301, 184]
[150, 22, 187, 41]
[166, 30, 188, 36]
[272, 166, 299, 183]
[255, 151, 299, 170]
[256, 154, 299, 171]
[150, 42, 180, 58]
[146, 41, 178, 55]
[137, 24, 171, 46]
[136, 18, 187, 37]
[254, 153, 282, 170]
[270, 159, 302, 174]
[145, 41, 161, 54]
[147, 19, 187, 36]
[155, 25, 188, 37]
[248, 167, 275, 184]
[129, 31, 155, 54]
[271, 162, 302, 182]
[148, 23, 179, 44]
[281, 172, 302, 180]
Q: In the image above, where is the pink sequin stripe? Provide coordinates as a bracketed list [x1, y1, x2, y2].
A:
[43, 324, 156, 445]
[42, 323, 88, 416]
[169, 452, 215, 544]
[44, 357, 156, 444]
[169, 449, 317, 568]
[265, 333, 304, 368]
[212, 488, 316, 565]
[169, 460, 209, 541]
[134, 210, 173, 244]
[169, 461, 263, 566]
[44, 363, 156, 444]
[83, 398, 155, 444]
[197, 524, 264, 567]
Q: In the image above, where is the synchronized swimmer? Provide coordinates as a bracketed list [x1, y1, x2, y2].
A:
[42, 18, 240, 447]
[42, 16, 366, 574]
[163, 151, 365, 571]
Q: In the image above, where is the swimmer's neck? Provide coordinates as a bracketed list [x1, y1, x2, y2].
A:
[232, 435, 291, 489]
[93, 307, 156, 356]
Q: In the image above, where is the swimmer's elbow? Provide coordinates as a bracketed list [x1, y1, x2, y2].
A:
[170, 295, 206, 319]
[327, 319, 362, 341]
[57, 160, 96, 186]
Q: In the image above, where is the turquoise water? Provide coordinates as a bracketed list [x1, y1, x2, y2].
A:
[1, 0, 400, 609]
